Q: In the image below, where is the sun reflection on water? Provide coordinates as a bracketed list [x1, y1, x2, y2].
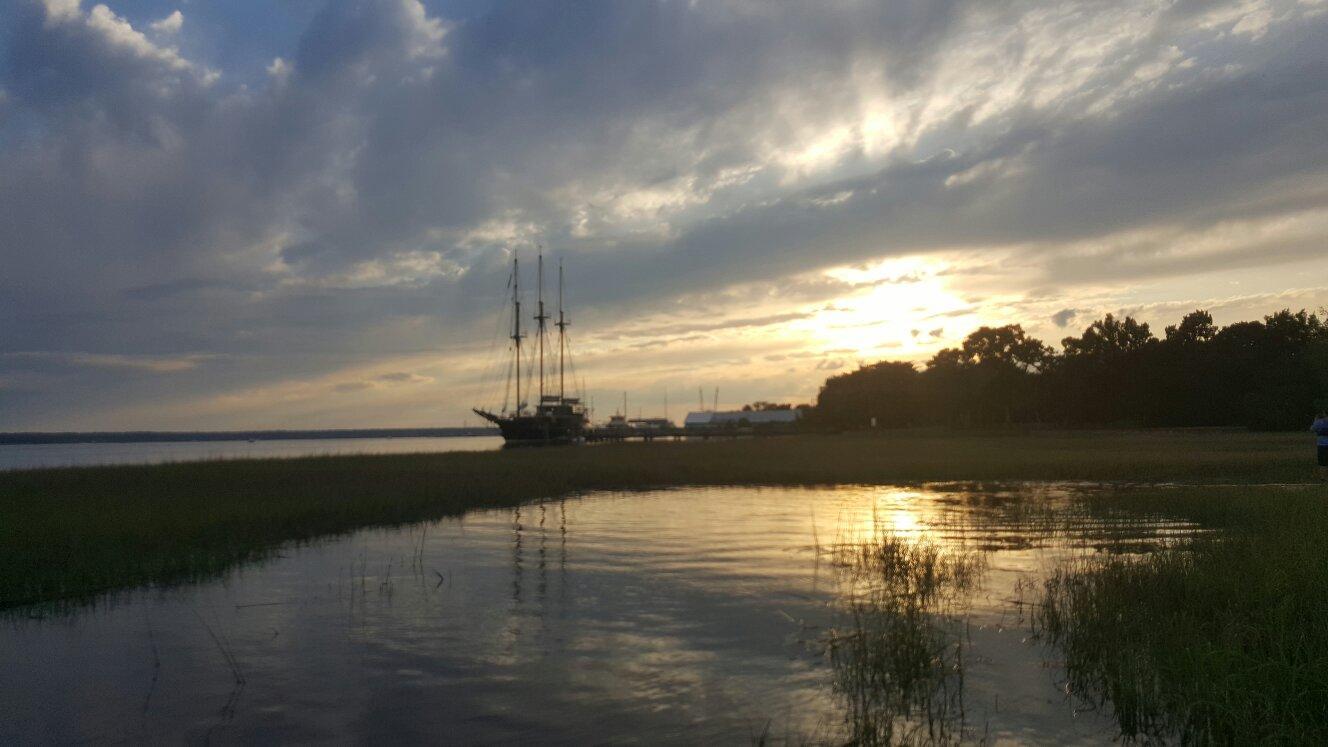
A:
[0, 483, 1203, 744]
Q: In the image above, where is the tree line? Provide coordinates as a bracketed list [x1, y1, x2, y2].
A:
[813, 308, 1328, 431]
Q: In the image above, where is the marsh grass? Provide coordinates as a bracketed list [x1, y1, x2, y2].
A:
[825, 530, 987, 744]
[0, 430, 1313, 614]
[1033, 485, 1328, 743]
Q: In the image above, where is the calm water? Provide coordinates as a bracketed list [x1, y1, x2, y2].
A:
[0, 484, 1196, 743]
[0, 435, 504, 471]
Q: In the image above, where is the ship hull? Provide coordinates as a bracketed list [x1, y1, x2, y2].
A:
[474, 409, 585, 446]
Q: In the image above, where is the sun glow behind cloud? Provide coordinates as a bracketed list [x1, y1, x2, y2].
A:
[797, 258, 974, 358]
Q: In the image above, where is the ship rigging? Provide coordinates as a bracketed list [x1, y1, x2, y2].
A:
[473, 252, 587, 445]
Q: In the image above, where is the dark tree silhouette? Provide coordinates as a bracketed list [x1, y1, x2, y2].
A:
[924, 325, 1053, 424]
[816, 361, 923, 429]
[813, 308, 1328, 431]
[1165, 310, 1217, 344]
[1061, 314, 1156, 357]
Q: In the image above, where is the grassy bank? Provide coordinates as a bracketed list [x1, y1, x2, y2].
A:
[0, 430, 1315, 612]
[1034, 485, 1328, 743]
[827, 529, 986, 743]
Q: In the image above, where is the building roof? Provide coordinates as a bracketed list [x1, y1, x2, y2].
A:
[683, 409, 801, 426]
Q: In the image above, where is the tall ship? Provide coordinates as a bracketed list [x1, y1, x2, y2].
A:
[473, 253, 588, 445]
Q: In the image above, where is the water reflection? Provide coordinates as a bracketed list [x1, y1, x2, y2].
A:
[0, 484, 1197, 743]
[0, 435, 504, 471]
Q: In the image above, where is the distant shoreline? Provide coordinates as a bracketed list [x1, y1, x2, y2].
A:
[0, 428, 499, 446]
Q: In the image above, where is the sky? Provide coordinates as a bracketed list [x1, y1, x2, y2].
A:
[2, 0, 1327, 430]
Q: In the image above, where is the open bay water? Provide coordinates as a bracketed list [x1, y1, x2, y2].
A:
[0, 435, 504, 471]
[0, 484, 1198, 743]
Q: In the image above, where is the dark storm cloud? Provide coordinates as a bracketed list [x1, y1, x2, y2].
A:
[1051, 309, 1080, 329]
[2, 0, 1327, 428]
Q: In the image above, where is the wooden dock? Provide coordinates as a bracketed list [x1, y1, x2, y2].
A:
[585, 427, 687, 443]
[584, 426, 794, 443]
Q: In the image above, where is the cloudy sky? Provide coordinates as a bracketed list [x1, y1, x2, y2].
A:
[2, 0, 1327, 430]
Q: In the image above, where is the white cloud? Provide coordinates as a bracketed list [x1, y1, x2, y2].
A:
[5, 351, 214, 373]
[266, 57, 291, 84]
[399, 0, 446, 59]
[286, 250, 462, 289]
[149, 9, 183, 35]
[41, 0, 81, 25]
[85, 4, 191, 70]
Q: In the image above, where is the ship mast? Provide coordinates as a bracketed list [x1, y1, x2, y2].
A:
[535, 251, 549, 404]
[512, 256, 523, 415]
[556, 259, 567, 402]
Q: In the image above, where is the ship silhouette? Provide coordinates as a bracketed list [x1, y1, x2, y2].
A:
[473, 253, 587, 446]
